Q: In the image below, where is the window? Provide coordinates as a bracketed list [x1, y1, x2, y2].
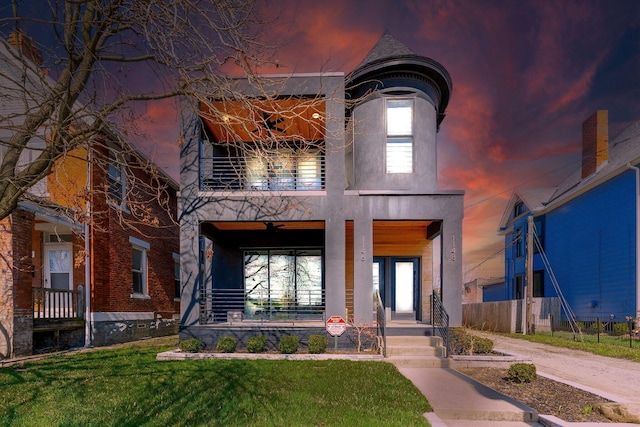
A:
[533, 218, 544, 253]
[515, 227, 524, 258]
[514, 275, 524, 299]
[245, 149, 323, 190]
[173, 253, 180, 299]
[244, 249, 323, 319]
[386, 99, 413, 173]
[130, 237, 149, 296]
[533, 270, 544, 298]
[108, 150, 126, 207]
[513, 201, 526, 218]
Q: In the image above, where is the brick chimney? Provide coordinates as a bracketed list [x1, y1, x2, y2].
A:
[582, 110, 608, 179]
[8, 32, 43, 67]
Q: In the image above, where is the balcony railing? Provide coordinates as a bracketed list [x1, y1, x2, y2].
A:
[200, 288, 325, 324]
[33, 287, 84, 320]
[200, 155, 325, 191]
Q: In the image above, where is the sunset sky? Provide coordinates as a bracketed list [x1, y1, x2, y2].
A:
[5, 1, 640, 281]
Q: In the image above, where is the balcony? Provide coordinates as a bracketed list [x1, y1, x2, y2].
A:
[200, 154, 325, 192]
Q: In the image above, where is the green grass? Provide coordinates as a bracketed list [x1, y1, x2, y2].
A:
[504, 332, 640, 362]
[0, 338, 431, 426]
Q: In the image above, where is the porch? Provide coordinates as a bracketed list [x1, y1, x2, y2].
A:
[32, 287, 85, 350]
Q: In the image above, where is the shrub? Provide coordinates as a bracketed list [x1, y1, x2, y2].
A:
[450, 328, 494, 355]
[279, 335, 299, 354]
[507, 363, 537, 383]
[308, 334, 328, 354]
[215, 336, 238, 353]
[612, 322, 629, 336]
[246, 335, 268, 353]
[179, 338, 204, 353]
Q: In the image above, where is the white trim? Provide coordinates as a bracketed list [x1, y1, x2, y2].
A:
[129, 236, 150, 250]
[91, 312, 154, 321]
[130, 293, 151, 300]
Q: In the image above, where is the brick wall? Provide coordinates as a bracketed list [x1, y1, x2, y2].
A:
[0, 210, 35, 358]
[89, 142, 179, 345]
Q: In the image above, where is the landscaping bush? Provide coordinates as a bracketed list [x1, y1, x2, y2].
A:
[246, 335, 268, 353]
[216, 336, 237, 353]
[450, 328, 494, 355]
[179, 338, 204, 353]
[308, 334, 328, 354]
[506, 363, 537, 383]
[278, 335, 299, 354]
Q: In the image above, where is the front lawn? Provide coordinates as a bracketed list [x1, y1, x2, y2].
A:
[0, 338, 431, 426]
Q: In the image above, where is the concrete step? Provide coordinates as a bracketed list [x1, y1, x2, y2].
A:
[387, 355, 449, 368]
[386, 345, 440, 357]
[386, 335, 441, 346]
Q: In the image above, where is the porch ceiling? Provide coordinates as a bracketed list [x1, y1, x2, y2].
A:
[201, 98, 326, 143]
[208, 221, 326, 231]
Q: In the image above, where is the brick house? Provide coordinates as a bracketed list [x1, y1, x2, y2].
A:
[179, 34, 464, 349]
[0, 35, 179, 358]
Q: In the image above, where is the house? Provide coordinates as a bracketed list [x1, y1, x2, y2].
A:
[179, 34, 464, 349]
[498, 110, 640, 322]
[0, 34, 180, 358]
[462, 277, 505, 303]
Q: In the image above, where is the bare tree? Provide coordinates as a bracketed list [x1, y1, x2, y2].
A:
[0, 0, 285, 225]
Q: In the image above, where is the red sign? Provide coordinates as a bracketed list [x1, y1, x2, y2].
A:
[326, 315, 347, 337]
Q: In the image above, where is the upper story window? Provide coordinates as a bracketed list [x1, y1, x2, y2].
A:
[108, 149, 126, 208]
[513, 201, 526, 218]
[130, 236, 150, 297]
[386, 99, 413, 174]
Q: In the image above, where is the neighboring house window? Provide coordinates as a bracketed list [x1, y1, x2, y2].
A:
[514, 226, 524, 258]
[533, 270, 544, 298]
[513, 201, 525, 218]
[108, 150, 126, 208]
[130, 237, 150, 296]
[173, 253, 180, 299]
[514, 275, 524, 299]
[386, 99, 413, 173]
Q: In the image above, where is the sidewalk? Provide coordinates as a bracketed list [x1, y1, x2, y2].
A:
[397, 332, 640, 427]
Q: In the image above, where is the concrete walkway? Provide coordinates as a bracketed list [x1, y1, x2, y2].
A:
[398, 332, 640, 427]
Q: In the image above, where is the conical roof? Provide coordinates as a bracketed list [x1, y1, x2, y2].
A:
[346, 33, 453, 128]
[354, 33, 416, 71]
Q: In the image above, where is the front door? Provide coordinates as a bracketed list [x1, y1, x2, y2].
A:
[44, 244, 73, 290]
[374, 257, 420, 321]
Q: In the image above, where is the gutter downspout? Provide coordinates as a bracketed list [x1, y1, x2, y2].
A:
[627, 163, 640, 321]
[84, 145, 92, 347]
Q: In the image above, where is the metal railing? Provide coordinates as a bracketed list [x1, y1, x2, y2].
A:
[200, 288, 325, 323]
[200, 155, 325, 191]
[33, 286, 84, 320]
[431, 293, 450, 357]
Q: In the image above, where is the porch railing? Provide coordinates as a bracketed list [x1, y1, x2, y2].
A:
[200, 288, 325, 324]
[431, 292, 450, 357]
[200, 155, 325, 191]
[33, 286, 84, 320]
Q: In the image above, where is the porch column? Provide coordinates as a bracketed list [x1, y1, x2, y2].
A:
[324, 219, 345, 318]
[441, 216, 463, 326]
[352, 216, 373, 324]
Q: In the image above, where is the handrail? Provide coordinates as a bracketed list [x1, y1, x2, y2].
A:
[33, 287, 84, 320]
[431, 293, 450, 357]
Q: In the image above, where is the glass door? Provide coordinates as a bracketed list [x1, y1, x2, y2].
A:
[44, 244, 73, 290]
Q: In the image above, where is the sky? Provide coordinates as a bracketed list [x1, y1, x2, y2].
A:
[6, 0, 640, 281]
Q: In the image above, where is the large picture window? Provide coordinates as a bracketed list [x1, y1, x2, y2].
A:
[244, 249, 323, 319]
[386, 99, 413, 173]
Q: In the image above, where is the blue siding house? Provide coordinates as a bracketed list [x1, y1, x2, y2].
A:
[499, 111, 640, 320]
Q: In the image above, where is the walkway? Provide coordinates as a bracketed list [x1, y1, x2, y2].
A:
[398, 332, 640, 427]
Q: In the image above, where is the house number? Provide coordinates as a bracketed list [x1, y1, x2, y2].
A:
[451, 235, 456, 261]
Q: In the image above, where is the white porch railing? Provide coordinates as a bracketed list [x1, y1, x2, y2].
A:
[33, 287, 84, 320]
